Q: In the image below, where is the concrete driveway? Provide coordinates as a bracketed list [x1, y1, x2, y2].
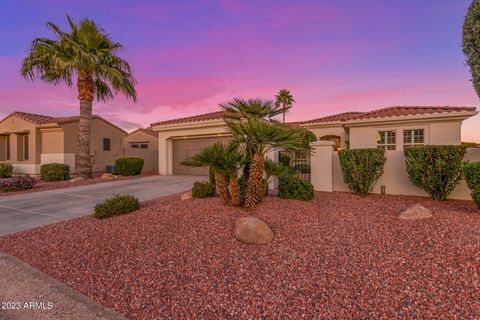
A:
[0, 175, 201, 236]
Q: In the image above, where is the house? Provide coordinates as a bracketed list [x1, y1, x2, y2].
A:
[150, 106, 478, 175]
[124, 128, 159, 173]
[0, 111, 126, 174]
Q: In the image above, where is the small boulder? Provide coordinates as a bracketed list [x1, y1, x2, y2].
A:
[101, 173, 115, 180]
[70, 177, 85, 183]
[234, 216, 274, 245]
[181, 192, 193, 201]
[399, 204, 432, 220]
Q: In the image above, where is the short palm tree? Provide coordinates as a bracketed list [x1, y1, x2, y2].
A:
[226, 118, 309, 208]
[215, 146, 246, 206]
[275, 89, 295, 123]
[20, 15, 137, 178]
[264, 159, 294, 195]
[220, 97, 283, 122]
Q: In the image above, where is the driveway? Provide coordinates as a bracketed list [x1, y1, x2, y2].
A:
[0, 175, 201, 236]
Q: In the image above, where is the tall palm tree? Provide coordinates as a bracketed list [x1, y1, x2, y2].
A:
[20, 15, 137, 178]
[226, 118, 308, 208]
[275, 89, 295, 123]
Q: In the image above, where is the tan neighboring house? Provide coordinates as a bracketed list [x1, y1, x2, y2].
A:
[0, 111, 126, 175]
[150, 106, 478, 175]
[124, 128, 159, 173]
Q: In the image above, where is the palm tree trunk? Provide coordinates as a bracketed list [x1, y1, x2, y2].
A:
[214, 172, 231, 204]
[76, 71, 94, 178]
[245, 152, 265, 209]
[229, 175, 242, 206]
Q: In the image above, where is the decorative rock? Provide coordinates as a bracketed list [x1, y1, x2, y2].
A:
[181, 192, 193, 201]
[101, 173, 115, 180]
[399, 204, 432, 220]
[70, 177, 85, 183]
[234, 216, 274, 245]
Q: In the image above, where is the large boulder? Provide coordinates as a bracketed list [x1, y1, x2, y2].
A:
[101, 173, 115, 180]
[181, 192, 193, 201]
[234, 217, 274, 245]
[399, 204, 432, 220]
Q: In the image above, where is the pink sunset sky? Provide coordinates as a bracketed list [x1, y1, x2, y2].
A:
[0, 0, 479, 141]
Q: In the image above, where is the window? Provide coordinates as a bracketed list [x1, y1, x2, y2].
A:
[404, 129, 424, 148]
[140, 143, 148, 149]
[131, 143, 139, 148]
[377, 130, 396, 150]
[131, 143, 148, 149]
[23, 135, 29, 160]
[5, 136, 10, 160]
[103, 138, 111, 151]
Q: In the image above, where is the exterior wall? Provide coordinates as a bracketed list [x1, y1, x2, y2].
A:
[155, 122, 228, 175]
[124, 131, 158, 172]
[348, 120, 462, 150]
[327, 148, 480, 200]
[305, 125, 348, 148]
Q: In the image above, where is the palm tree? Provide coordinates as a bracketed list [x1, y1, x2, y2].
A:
[20, 16, 136, 178]
[275, 89, 295, 123]
[226, 118, 309, 208]
[263, 159, 294, 195]
[215, 146, 246, 206]
[220, 97, 283, 122]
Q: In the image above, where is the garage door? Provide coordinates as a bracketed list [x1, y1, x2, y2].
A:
[172, 136, 231, 175]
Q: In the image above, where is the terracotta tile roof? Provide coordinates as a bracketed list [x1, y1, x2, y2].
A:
[298, 112, 365, 125]
[151, 111, 227, 126]
[3, 111, 126, 134]
[129, 127, 158, 137]
[348, 106, 477, 121]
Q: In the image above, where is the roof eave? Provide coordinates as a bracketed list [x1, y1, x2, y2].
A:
[151, 118, 226, 132]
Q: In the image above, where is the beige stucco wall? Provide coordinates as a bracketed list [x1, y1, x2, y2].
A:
[348, 120, 462, 150]
[305, 125, 348, 148]
[124, 131, 159, 173]
[329, 148, 480, 200]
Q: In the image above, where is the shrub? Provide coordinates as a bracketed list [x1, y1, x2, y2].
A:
[338, 148, 386, 197]
[0, 175, 36, 192]
[116, 157, 144, 176]
[278, 175, 314, 201]
[405, 145, 466, 201]
[40, 163, 70, 181]
[94, 194, 140, 219]
[279, 153, 291, 167]
[0, 163, 14, 178]
[192, 181, 216, 198]
[464, 162, 480, 208]
[293, 163, 311, 173]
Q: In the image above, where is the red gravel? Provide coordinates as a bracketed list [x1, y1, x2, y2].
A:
[0, 172, 158, 196]
[0, 192, 479, 319]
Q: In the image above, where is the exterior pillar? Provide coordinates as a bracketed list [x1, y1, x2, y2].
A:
[310, 141, 335, 192]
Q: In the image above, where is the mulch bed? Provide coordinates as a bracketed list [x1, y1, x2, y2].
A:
[0, 192, 479, 319]
[0, 172, 158, 196]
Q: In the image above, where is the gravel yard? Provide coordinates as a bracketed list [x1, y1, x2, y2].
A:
[0, 192, 479, 319]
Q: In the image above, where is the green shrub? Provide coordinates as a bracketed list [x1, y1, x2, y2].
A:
[279, 153, 291, 167]
[278, 175, 314, 201]
[293, 163, 311, 173]
[405, 145, 466, 201]
[40, 163, 70, 181]
[0, 163, 14, 178]
[0, 175, 36, 192]
[464, 162, 480, 208]
[338, 148, 386, 197]
[115, 158, 144, 176]
[94, 194, 140, 219]
[191, 181, 216, 198]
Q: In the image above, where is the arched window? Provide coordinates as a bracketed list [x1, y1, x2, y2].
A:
[319, 135, 341, 151]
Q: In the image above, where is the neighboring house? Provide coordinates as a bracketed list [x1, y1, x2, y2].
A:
[0, 111, 126, 174]
[150, 106, 478, 175]
[124, 128, 159, 172]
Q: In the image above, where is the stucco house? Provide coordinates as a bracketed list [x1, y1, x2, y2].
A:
[150, 106, 478, 175]
[124, 128, 159, 173]
[0, 111, 126, 174]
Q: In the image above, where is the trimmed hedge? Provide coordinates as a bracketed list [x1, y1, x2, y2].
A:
[115, 158, 144, 176]
[338, 148, 386, 197]
[192, 181, 216, 198]
[278, 175, 314, 201]
[464, 162, 480, 208]
[94, 194, 140, 219]
[0, 163, 13, 178]
[40, 163, 70, 181]
[0, 175, 36, 192]
[405, 145, 466, 201]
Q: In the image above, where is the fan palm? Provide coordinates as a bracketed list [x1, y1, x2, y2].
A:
[225, 118, 309, 208]
[220, 97, 283, 122]
[215, 146, 246, 206]
[20, 15, 136, 178]
[264, 159, 295, 195]
[275, 89, 295, 123]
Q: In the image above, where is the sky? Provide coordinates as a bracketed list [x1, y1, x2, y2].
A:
[0, 0, 479, 141]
